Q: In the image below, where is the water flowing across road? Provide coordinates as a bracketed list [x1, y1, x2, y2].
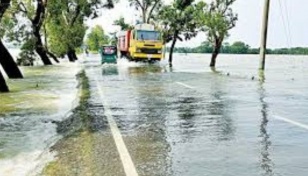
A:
[1, 53, 308, 175]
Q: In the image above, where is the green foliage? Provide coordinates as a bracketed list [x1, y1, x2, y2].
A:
[158, 1, 205, 43]
[198, 0, 238, 44]
[128, 0, 162, 23]
[16, 37, 36, 66]
[113, 17, 133, 30]
[47, 16, 86, 57]
[0, 12, 16, 38]
[1, 0, 35, 43]
[170, 40, 308, 55]
[86, 25, 109, 51]
[46, 0, 116, 57]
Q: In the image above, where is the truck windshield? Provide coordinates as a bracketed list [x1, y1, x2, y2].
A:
[136, 30, 160, 41]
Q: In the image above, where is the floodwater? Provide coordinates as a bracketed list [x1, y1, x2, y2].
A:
[0, 62, 81, 175]
[1, 53, 308, 175]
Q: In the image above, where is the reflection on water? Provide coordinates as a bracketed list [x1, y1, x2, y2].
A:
[177, 97, 198, 142]
[178, 97, 198, 121]
[208, 82, 235, 141]
[128, 65, 164, 76]
[115, 63, 171, 176]
[102, 65, 118, 76]
[258, 74, 274, 176]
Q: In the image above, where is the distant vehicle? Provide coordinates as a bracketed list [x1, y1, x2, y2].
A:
[99, 45, 117, 64]
[117, 23, 164, 62]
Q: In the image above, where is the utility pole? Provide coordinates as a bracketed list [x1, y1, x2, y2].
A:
[259, 0, 271, 70]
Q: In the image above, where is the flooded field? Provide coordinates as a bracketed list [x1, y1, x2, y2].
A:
[1, 54, 308, 175]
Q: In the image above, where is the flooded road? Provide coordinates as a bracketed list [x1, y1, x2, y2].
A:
[84, 54, 308, 176]
[1, 54, 308, 175]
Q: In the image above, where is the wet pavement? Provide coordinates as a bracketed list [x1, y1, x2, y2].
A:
[1, 54, 308, 175]
[83, 54, 308, 176]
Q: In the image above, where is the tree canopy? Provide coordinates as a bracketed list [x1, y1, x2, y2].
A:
[113, 16, 133, 30]
[157, 0, 206, 67]
[86, 25, 109, 51]
[198, 0, 238, 67]
[128, 0, 162, 23]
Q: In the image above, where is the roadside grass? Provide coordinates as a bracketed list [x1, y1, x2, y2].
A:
[42, 70, 93, 176]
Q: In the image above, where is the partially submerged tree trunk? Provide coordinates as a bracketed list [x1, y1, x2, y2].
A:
[0, 40, 23, 78]
[0, 0, 23, 79]
[169, 32, 178, 67]
[0, 70, 9, 92]
[72, 50, 78, 61]
[210, 39, 222, 67]
[47, 51, 59, 63]
[67, 49, 78, 62]
[34, 33, 52, 65]
[32, 0, 52, 65]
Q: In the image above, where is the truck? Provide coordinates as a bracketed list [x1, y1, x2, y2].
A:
[117, 23, 164, 62]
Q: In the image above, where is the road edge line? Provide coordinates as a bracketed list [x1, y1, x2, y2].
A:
[93, 69, 139, 176]
[175, 82, 195, 89]
[273, 115, 308, 130]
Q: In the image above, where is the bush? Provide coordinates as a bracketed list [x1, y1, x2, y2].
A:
[17, 50, 36, 66]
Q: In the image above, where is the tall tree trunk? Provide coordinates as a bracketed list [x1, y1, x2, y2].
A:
[0, 0, 23, 79]
[0, 40, 23, 78]
[210, 40, 222, 67]
[169, 32, 178, 67]
[34, 31, 52, 65]
[142, 9, 146, 23]
[0, 0, 10, 18]
[67, 49, 77, 62]
[47, 51, 59, 63]
[32, 0, 52, 65]
[67, 52, 74, 62]
[72, 50, 78, 61]
[0, 70, 9, 92]
[146, 1, 160, 23]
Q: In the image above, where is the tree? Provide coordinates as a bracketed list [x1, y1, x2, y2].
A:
[7, 0, 53, 65]
[230, 41, 249, 54]
[128, 0, 162, 23]
[199, 0, 238, 67]
[158, 0, 205, 67]
[113, 16, 133, 30]
[0, 70, 9, 92]
[46, 0, 115, 62]
[86, 25, 109, 51]
[0, 0, 23, 79]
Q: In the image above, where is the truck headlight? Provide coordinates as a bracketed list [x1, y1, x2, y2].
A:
[136, 48, 141, 53]
[157, 50, 162, 54]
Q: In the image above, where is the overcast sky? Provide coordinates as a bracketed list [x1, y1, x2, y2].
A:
[88, 0, 308, 48]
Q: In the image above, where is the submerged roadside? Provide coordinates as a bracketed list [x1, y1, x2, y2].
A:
[41, 68, 125, 176]
[0, 63, 81, 175]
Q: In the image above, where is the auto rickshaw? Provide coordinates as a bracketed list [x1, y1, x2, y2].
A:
[99, 45, 117, 64]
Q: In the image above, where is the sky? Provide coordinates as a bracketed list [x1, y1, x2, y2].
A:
[88, 0, 308, 48]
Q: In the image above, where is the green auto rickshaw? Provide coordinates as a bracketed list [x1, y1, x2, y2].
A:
[99, 45, 117, 64]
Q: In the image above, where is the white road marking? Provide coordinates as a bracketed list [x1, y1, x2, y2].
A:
[273, 115, 308, 130]
[176, 82, 195, 89]
[92, 69, 139, 176]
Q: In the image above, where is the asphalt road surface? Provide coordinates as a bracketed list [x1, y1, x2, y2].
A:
[80, 54, 308, 176]
[2, 54, 307, 176]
